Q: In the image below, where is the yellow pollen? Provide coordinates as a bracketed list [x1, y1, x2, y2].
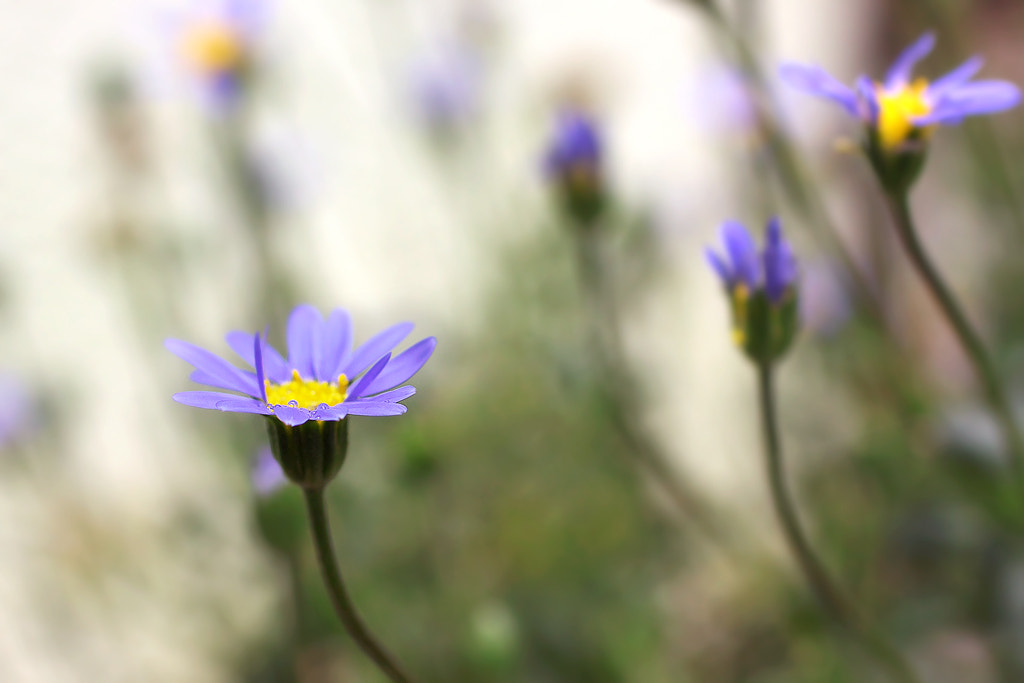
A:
[875, 79, 935, 151]
[265, 369, 349, 410]
[730, 284, 749, 347]
[181, 20, 245, 74]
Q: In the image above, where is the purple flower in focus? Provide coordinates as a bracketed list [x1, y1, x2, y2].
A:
[251, 446, 287, 496]
[167, 304, 436, 427]
[780, 32, 1020, 151]
[542, 109, 602, 181]
[706, 217, 797, 304]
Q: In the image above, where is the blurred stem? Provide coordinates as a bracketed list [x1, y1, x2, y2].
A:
[571, 225, 732, 549]
[756, 361, 920, 683]
[697, 1, 885, 328]
[303, 487, 416, 683]
[211, 104, 294, 327]
[883, 191, 1024, 490]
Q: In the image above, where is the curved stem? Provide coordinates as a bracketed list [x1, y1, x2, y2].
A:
[883, 192, 1024, 489]
[757, 362, 920, 683]
[303, 487, 415, 683]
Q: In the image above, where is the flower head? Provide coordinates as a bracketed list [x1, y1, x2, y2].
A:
[167, 304, 436, 426]
[168, 305, 436, 488]
[166, 0, 269, 111]
[706, 218, 800, 362]
[780, 32, 1020, 159]
[541, 109, 606, 225]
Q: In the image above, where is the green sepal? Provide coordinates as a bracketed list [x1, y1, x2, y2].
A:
[863, 126, 928, 196]
[265, 417, 349, 490]
[557, 165, 607, 228]
[738, 290, 800, 365]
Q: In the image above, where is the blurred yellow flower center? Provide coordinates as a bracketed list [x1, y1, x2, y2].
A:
[730, 284, 749, 347]
[181, 20, 245, 74]
[875, 79, 934, 150]
[265, 369, 349, 409]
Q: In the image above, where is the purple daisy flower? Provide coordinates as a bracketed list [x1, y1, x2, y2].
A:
[780, 32, 1020, 151]
[167, 304, 437, 427]
[705, 217, 797, 305]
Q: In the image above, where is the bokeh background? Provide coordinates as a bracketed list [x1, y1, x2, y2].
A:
[2, 0, 1024, 680]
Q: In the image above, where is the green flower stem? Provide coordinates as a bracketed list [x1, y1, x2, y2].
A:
[757, 361, 920, 683]
[883, 191, 1024, 487]
[302, 487, 415, 683]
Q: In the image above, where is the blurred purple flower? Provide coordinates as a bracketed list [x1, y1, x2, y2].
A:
[542, 109, 602, 181]
[251, 446, 287, 496]
[780, 32, 1021, 150]
[167, 304, 436, 427]
[407, 44, 481, 131]
[151, 0, 270, 112]
[0, 374, 35, 449]
[706, 217, 798, 304]
[688, 67, 760, 137]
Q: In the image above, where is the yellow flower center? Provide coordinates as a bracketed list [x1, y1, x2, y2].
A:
[265, 369, 349, 409]
[730, 284, 749, 347]
[874, 79, 935, 151]
[181, 20, 245, 75]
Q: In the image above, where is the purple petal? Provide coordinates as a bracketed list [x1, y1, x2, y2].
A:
[348, 353, 392, 400]
[254, 334, 268, 402]
[173, 391, 272, 414]
[778, 63, 859, 116]
[927, 56, 984, 100]
[918, 80, 1021, 125]
[344, 400, 409, 416]
[855, 76, 879, 122]
[884, 32, 936, 90]
[166, 339, 259, 396]
[318, 308, 353, 382]
[367, 385, 416, 402]
[271, 403, 313, 426]
[286, 305, 322, 380]
[705, 248, 733, 286]
[314, 404, 350, 420]
[721, 220, 760, 290]
[362, 337, 436, 395]
[251, 448, 287, 496]
[543, 109, 602, 178]
[343, 322, 414, 378]
[226, 331, 291, 383]
[763, 217, 798, 303]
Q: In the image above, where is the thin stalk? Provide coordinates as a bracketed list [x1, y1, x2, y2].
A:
[757, 361, 920, 683]
[303, 487, 415, 683]
[883, 191, 1024, 489]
